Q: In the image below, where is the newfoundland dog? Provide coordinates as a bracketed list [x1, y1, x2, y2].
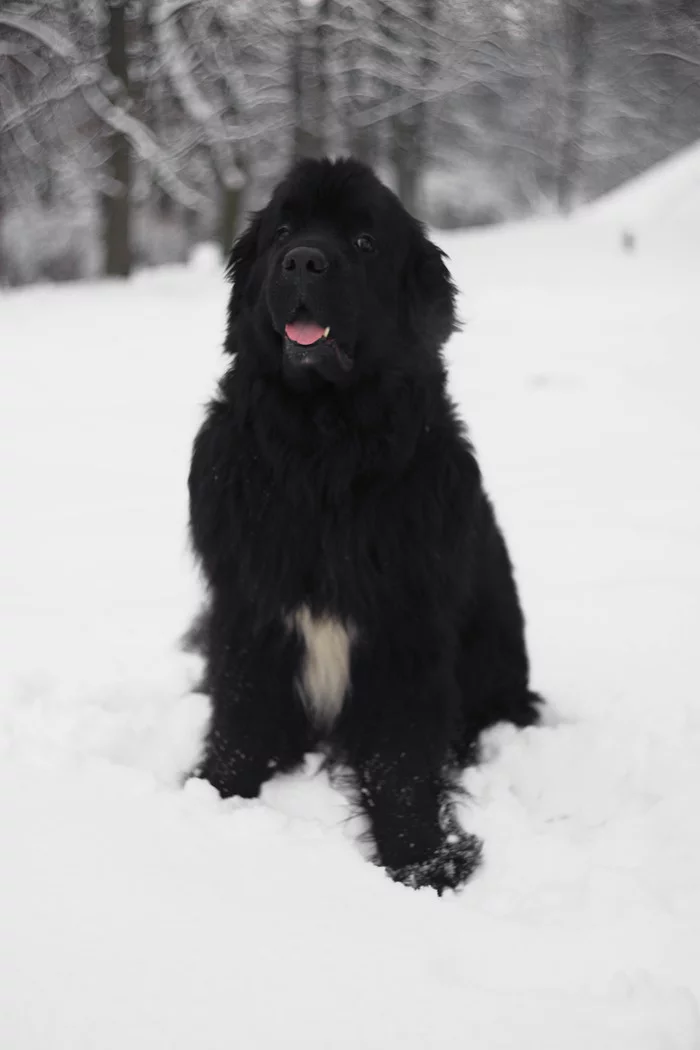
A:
[188, 157, 541, 893]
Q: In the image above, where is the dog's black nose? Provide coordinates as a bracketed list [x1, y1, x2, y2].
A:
[282, 246, 328, 277]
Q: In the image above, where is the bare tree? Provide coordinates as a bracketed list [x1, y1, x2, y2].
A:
[556, 0, 595, 211]
[101, 0, 132, 276]
[290, 0, 331, 160]
[341, 3, 378, 164]
[2, 0, 700, 284]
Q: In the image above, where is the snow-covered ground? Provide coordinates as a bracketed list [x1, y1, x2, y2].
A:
[1, 175, 700, 1047]
[586, 137, 700, 247]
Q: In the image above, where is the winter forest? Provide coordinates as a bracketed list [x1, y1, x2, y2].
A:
[1, 0, 699, 285]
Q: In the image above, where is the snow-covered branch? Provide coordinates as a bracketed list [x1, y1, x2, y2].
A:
[0, 6, 207, 209]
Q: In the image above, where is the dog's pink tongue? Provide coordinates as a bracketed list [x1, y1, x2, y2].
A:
[285, 320, 325, 346]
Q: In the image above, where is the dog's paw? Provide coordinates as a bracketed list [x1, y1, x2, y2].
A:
[193, 756, 264, 801]
[386, 832, 482, 894]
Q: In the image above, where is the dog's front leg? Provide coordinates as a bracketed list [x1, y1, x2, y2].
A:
[197, 617, 309, 799]
[344, 640, 482, 893]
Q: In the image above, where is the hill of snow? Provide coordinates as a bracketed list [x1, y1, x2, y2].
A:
[586, 137, 700, 248]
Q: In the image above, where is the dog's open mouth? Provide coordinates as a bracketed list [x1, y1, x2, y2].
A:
[283, 308, 353, 374]
[285, 319, 330, 346]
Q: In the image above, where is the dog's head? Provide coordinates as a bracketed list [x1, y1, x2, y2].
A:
[226, 158, 457, 389]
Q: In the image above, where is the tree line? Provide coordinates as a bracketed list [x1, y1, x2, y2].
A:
[0, 0, 698, 284]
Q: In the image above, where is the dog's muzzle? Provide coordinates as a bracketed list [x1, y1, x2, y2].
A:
[283, 323, 353, 383]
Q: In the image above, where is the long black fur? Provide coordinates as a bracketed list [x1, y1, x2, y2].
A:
[187, 158, 541, 892]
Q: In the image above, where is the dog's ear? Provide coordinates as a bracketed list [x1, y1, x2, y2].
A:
[225, 209, 263, 324]
[403, 225, 458, 350]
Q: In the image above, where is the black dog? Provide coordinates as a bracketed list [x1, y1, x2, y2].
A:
[188, 157, 541, 892]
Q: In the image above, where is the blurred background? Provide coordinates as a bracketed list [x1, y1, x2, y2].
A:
[1, 0, 699, 285]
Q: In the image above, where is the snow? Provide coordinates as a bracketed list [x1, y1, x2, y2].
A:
[585, 138, 700, 247]
[2, 172, 700, 1046]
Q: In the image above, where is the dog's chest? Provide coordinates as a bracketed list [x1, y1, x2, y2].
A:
[286, 605, 357, 729]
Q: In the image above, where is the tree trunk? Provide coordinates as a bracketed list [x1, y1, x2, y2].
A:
[312, 0, 330, 155]
[345, 9, 376, 164]
[291, 1, 313, 160]
[556, 1, 595, 213]
[0, 135, 5, 286]
[290, 0, 329, 161]
[384, 0, 418, 213]
[101, 0, 132, 277]
[387, 0, 435, 218]
[390, 110, 421, 216]
[290, 4, 306, 161]
[410, 0, 436, 219]
[216, 174, 244, 259]
[0, 194, 5, 287]
[347, 86, 375, 165]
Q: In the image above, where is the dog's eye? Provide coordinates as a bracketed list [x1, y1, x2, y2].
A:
[275, 225, 291, 243]
[353, 233, 375, 254]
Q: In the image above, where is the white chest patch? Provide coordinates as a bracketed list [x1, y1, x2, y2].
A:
[287, 605, 356, 729]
